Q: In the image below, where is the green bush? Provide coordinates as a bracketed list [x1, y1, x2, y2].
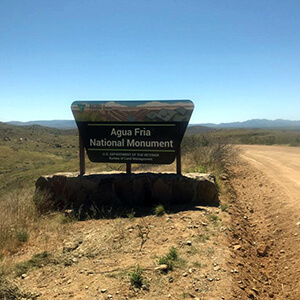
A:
[15, 229, 29, 243]
[15, 251, 51, 277]
[220, 203, 228, 212]
[155, 204, 165, 216]
[129, 266, 144, 288]
[157, 247, 179, 271]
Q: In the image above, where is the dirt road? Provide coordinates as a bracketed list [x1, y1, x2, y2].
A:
[241, 145, 300, 208]
[229, 145, 300, 299]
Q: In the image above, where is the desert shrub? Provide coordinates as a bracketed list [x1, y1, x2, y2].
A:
[33, 189, 55, 214]
[15, 251, 50, 277]
[220, 203, 228, 211]
[15, 229, 29, 243]
[182, 134, 239, 174]
[154, 204, 165, 216]
[208, 214, 220, 226]
[126, 209, 136, 220]
[158, 247, 179, 271]
[129, 266, 145, 288]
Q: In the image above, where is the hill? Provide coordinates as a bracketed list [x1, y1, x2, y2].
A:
[8, 120, 76, 129]
[6, 118, 300, 130]
[200, 119, 300, 129]
[186, 125, 214, 134]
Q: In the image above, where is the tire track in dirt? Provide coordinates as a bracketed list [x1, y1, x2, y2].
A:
[228, 145, 300, 299]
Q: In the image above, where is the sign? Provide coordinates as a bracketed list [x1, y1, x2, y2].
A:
[71, 100, 194, 164]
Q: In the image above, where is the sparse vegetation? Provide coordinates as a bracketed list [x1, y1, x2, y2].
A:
[158, 247, 179, 271]
[206, 247, 215, 256]
[15, 229, 29, 243]
[126, 209, 135, 219]
[15, 251, 51, 277]
[154, 204, 165, 216]
[182, 134, 238, 175]
[0, 189, 36, 253]
[129, 266, 145, 288]
[58, 213, 77, 224]
[197, 234, 210, 243]
[0, 274, 29, 300]
[1, 122, 299, 298]
[209, 214, 219, 222]
[220, 203, 229, 212]
[185, 127, 300, 147]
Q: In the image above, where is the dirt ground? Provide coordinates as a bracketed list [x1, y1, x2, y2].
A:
[228, 145, 300, 299]
[6, 144, 300, 300]
[12, 206, 233, 300]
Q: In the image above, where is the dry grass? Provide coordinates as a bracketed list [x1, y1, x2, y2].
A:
[0, 189, 36, 255]
[182, 135, 239, 176]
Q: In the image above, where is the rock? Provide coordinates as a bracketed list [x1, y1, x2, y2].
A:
[182, 272, 188, 277]
[214, 266, 221, 271]
[186, 240, 192, 246]
[21, 274, 27, 279]
[280, 250, 285, 254]
[87, 270, 94, 275]
[152, 178, 172, 204]
[296, 222, 300, 226]
[169, 277, 174, 283]
[63, 242, 80, 253]
[233, 245, 242, 251]
[101, 289, 107, 293]
[219, 173, 229, 181]
[257, 244, 269, 257]
[34, 173, 219, 213]
[155, 264, 168, 271]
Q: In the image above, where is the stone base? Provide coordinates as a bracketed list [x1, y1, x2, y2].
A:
[35, 172, 219, 213]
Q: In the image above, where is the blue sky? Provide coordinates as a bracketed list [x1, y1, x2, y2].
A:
[0, 0, 299, 124]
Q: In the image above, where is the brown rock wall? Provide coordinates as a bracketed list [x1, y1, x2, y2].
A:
[34, 172, 218, 213]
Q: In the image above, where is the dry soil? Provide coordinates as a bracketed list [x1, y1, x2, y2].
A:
[8, 145, 300, 300]
[228, 145, 300, 299]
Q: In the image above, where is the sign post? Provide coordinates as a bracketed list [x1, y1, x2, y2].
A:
[176, 147, 182, 175]
[71, 100, 194, 174]
[79, 134, 85, 175]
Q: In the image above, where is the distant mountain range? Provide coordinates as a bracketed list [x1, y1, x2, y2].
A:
[8, 120, 76, 129]
[198, 119, 300, 129]
[7, 119, 300, 130]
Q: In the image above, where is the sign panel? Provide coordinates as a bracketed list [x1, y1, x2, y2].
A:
[71, 100, 194, 164]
